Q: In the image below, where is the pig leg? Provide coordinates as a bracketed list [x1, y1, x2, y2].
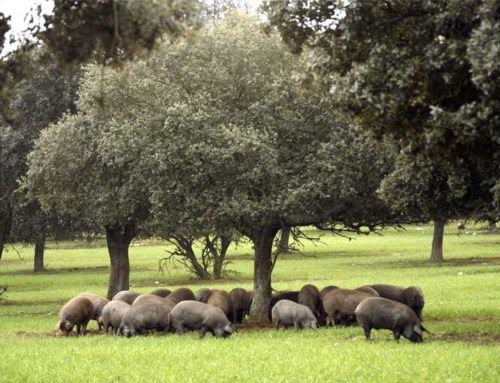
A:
[175, 324, 185, 335]
[294, 321, 302, 330]
[76, 323, 81, 335]
[274, 319, 280, 330]
[326, 315, 333, 327]
[393, 329, 401, 341]
[82, 320, 89, 335]
[232, 308, 238, 324]
[199, 326, 209, 339]
[237, 310, 244, 323]
[363, 326, 372, 341]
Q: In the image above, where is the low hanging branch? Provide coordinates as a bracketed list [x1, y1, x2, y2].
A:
[158, 234, 233, 280]
[270, 226, 324, 274]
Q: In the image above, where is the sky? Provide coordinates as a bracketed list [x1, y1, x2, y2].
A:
[1, 0, 264, 57]
[1, 0, 53, 56]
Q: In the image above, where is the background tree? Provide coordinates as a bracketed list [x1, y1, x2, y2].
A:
[379, 154, 495, 262]
[0, 125, 18, 260]
[265, 0, 499, 214]
[83, 13, 397, 322]
[26, 108, 150, 298]
[0, 53, 80, 269]
[1, 0, 199, 121]
[8, 56, 80, 271]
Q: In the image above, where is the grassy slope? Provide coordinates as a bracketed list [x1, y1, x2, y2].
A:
[0, 223, 499, 382]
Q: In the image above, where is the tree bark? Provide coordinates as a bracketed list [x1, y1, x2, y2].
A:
[171, 236, 211, 280]
[489, 221, 497, 233]
[430, 220, 445, 262]
[0, 209, 12, 261]
[248, 224, 280, 323]
[278, 226, 291, 253]
[105, 223, 136, 300]
[211, 235, 231, 280]
[34, 231, 45, 271]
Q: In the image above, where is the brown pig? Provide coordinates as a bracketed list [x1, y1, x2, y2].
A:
[58, 296, 94, 336]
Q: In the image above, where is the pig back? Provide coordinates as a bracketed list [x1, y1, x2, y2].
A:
[60, 296, 94, 323]
[167, 287, 196, 304]
[77, 293, 109, 319]
[323, 288, 372, 316]
[207, 290, 233, 320]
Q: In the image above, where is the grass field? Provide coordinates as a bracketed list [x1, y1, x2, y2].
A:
[0, 223, 499, 382]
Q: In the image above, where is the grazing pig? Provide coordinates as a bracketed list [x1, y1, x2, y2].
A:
[119, 300, 174, 337]
[322, 288, 372, 326]
[355, 297, 429, 343]
[207, 290, 234, 323]
[150, 288, 172, 298]
[320, 285, 339, 300]
[195, 288, 214, 303]
[298, 284, 323, 324]
[166, 287, 196, 305]
[100, 300, 131, 335]
[132, 294, 166, 306]
[269, 290, 300, 319]
[112, 290, 141, 305]
[368, 284, 425, 319]
[58, 296, 94, 336]
[272, 300, 318, 330]
[168, 301, 233, 338]
[229, 288, 252, 323]
[355, 287, 380, 297]
[77, 292, 109, 331]
[271, 290, 299, 306]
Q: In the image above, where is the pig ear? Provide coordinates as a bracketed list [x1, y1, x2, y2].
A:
[413, 324, 423, 335]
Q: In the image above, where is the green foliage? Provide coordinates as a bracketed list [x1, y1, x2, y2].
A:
[266, 0, 500, 212]
[28, 13, 396, 246]
[0, 53, 83, 248]
[379, 155, 496, 222]
[37, 0, 199, 64]
[0, 224, 499, 381]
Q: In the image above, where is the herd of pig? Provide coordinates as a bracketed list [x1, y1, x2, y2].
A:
[57, 283, 429, 342]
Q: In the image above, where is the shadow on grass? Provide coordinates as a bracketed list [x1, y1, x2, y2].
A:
[13, 327, 500, 344]
[347, 256, 500, 270]
[0, 265, 150, 276]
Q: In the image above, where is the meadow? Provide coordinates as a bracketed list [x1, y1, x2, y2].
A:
[0, 223, 499, 382]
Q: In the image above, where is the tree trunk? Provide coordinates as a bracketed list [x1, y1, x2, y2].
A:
[489, 221, 497, 233]
[249, 224, 280, 323]
[0, 208, 12, 261]
[205, 235, 231, 279]
[171, 236, 211, 280]
[34, 231, 45, 271]
[278, 226, 291, 253]
[105, 223, 136, 300]
[430, 220, 445, 262]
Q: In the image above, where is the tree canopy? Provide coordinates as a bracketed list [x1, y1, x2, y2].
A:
[265, 0, 499, 212]
[27, 13, 397, 320]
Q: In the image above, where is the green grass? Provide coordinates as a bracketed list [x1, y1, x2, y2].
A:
[0, 223, 499, 382]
